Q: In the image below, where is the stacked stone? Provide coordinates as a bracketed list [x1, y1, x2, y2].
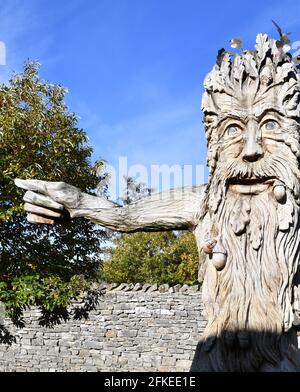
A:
[0, 283, 206, 372]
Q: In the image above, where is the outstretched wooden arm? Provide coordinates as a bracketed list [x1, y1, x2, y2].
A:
[15, 179, 206, 232]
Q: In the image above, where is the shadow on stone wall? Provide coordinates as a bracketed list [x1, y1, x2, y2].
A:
[0, 324, 16, 345]
[38, 288, 104, 328]
[0, 288, 105, 334]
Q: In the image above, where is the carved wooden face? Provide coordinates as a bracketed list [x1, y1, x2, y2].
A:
[220, 111, 280, 162]
[213, 105, 300, 198]
[201, 33, 300, 216]
[197, 35, 300, 372]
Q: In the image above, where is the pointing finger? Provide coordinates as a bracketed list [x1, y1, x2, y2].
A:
[15, 179, 48, 194]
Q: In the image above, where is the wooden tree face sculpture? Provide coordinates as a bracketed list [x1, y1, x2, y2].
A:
[192, 33, 300, 371]
[15, 33, 300, 372]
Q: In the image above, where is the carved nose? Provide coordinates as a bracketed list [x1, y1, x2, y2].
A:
[242, 146, 263, 162]
[242, 121, 263, 162]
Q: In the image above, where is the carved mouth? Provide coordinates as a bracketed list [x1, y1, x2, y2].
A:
[227, 177, 275, 194]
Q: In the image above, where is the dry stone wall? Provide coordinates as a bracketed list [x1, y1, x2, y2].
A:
[0, 283, 206, 372]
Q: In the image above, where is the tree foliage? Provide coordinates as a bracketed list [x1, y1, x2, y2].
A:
[0, 62, 108, 323]
[102, 177, 199, 285]
[102, 231, 199, 285]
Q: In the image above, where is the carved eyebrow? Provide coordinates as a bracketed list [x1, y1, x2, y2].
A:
[215, 108, 284, 128]
[217, 114, 246, 127]
[253, 108, 284, 122]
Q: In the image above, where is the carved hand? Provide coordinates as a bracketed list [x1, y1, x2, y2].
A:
[15, 179, 205, 231]
[15, 179, 82, 224]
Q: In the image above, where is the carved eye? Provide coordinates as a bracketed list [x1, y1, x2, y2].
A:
[264, 120, 277, 130]
[227, 126, 238, 137]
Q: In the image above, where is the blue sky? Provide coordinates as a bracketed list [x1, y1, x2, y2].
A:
[1, 0, 300, 190]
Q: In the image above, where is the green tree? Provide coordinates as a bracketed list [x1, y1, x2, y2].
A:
[0, 61, 108, 324]
[102, 231, 199, 285]
[102, 177, 199, 285]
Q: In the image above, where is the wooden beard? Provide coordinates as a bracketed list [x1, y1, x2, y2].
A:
[192, 34, 300, 371]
